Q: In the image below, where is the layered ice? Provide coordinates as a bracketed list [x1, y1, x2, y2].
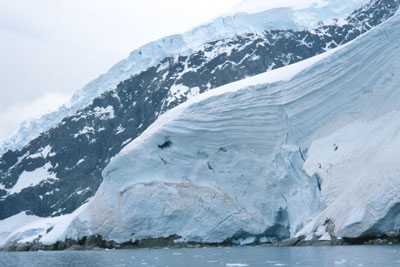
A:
[0, 0, 370, 155]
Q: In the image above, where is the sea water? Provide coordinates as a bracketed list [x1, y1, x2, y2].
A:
[1, 245, 399, 267]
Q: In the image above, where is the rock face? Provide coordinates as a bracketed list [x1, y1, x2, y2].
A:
[0, 0, 398, 222]
[56, 10, 400, 244]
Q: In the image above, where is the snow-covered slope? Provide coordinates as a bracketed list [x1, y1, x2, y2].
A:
[4, 9, 399, 246]
[0, 0, 370, 155]
[0, 203, 89, 247]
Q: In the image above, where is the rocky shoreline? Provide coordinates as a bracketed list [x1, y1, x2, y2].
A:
[2, 234, 400, 252]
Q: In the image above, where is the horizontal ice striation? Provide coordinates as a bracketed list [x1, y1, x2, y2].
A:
[53, 12, 400, 244]
[0, 0, 370, 155]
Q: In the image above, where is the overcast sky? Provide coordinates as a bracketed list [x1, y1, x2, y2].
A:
[0, 0, 241, 141]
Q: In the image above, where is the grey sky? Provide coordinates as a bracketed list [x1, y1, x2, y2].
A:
[0, 0, 241, 141]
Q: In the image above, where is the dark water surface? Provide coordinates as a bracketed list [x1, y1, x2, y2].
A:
[1, 245, 399, 267]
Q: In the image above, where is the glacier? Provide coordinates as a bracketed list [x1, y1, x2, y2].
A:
[0, 0, 370, 155]
[3, 8, 399, 247]
[0, 46, 334, 247]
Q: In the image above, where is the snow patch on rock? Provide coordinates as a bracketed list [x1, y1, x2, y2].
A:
[27, 145, 52, 159]
[6, 163, 58, 195]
